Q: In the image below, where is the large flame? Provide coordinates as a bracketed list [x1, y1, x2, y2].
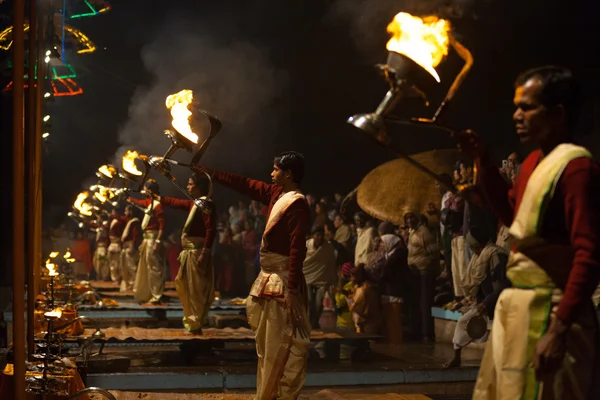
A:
[122, 150, 143, 176]
[93, 185, 114, 203]
[73, 191, 93, 217]
[165, 89, 199, 144]
[98, 164, 116, 179]
[386, 12, 451, 82]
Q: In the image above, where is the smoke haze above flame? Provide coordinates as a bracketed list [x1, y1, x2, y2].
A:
[112, 14, 287, 197]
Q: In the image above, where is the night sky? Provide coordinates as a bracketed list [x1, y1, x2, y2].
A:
[1, 0, 600, 231]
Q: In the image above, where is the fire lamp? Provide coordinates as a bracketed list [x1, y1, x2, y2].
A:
[347, 12, 474, 191]
[146, 89, 222, 214]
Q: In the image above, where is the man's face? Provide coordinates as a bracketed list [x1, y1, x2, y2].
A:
[187, 178, 202, 198]
[125, 207, 132, 217]
[306, 195, 315, 206]
[513, 79, 556, 145]
[354, 215, 364, 228]
[313, 232, 324, 247]
[271, 164, 286, 186]
[459, 163, 472, 182]
[334, 215, 343, 229]
[507, 153, 519, 170]
[405, 213, 419, 229]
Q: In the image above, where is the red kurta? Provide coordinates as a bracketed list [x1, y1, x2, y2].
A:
[121, 216, 140, 244]
[88, 220, 109, 246]
[200, 167, 310, 292]
[109, 215, 126, 238]
[477, 148, 600, 325]
[161, 196, 217, 249]
[127, 197, 166, 232]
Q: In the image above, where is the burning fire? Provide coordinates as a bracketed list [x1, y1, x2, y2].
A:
[74, 191, 93, 217]
[98, 164, 117, 179]
[93, 185, 114, 204]
[122, 150, 143, 176]
[45, 263, 58, 277]
[386, 12, 451, 82]
[44, 308, 63, 319]
[165, 89, 199, 144]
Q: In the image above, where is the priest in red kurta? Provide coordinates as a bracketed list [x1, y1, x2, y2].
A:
[161, 173, 217, 333]
[119, 205, 140, 292]
[90, 211, 110, 281]
[196, 151, 311, 400]
[128, 179, 167, 304]
[456, 66, 600, 400]
[108, 208, 126, 283]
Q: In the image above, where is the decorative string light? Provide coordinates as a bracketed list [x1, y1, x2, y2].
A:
[69, 0, 111, 19]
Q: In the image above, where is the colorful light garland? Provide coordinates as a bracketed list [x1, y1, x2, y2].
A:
[3, 78, 83, 97]
[0, 23, 96, 54]
[69, 0, 111, 19]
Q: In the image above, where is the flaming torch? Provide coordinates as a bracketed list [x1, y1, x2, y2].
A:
[347, 12, 474, 191]
[144, 89, 221, 214]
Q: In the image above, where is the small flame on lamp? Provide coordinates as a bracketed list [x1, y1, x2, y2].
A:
[93, 185, 115, 204]
[49, 251, 60, 258]
[46, 263, 58, 277]
[165, 89, 200, 144]
[122, 150, 143, 176]
[64, 250, 71, 258]
[386, 12, 451, 82]
[44, 309, 62, 319]
[98, 164, 117, 179]
[74, 191, 93, 217]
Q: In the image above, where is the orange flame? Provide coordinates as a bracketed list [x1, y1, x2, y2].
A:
[98, 164, 117, 179]
[74, 191, 93, 217]
[165, 89, 199, 144]
[122, 150, 143, 176]
[386, 13, 451, 82]
[44, 308, 63, 319]
[93, 185, 114, 203]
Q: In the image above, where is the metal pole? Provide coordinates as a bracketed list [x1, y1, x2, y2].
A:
[34, 2, 46, 318]
[26, 0, 38, 363]
[12, 0, 27, 397]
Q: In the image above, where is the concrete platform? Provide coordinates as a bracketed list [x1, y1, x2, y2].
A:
[83, 342, 481, 391]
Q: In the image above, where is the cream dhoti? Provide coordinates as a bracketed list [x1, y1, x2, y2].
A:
[93, 243, 110, 281]
[133, 230, 165, 303]
[120, 240, 138, 292]
[246, 250, 310, 400]
[176, 235, 214, 332]
[107, 236, 122, 283]
[472, 252, 598, 400]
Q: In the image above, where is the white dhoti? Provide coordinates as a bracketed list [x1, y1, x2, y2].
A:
[451, 235, 468, 297]
[452, 307, 490, 350]
[120, 240, 138, 292]
[176, 235, 214, 332]
[248, 251, 310, 400]
[93, 243, 110, 281]
[133, 231, 165, 303]
[108, 236, 122, 283]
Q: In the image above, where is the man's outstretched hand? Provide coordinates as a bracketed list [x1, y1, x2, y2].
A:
[285, 290, 310, 339]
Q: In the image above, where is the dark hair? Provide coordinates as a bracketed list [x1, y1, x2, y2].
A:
[125, 204, 134, 212]
[145, 179, 160, 195]
[515, 66, 582, 129]
[274, 151, 305, 183]
[190, 172, 210, 195]
[311, 226, 325, 235]
[378, 221, 395, 235]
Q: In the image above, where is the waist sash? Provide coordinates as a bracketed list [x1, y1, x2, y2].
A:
[249, 250, 290, 298]
[143, 230, 158, 241]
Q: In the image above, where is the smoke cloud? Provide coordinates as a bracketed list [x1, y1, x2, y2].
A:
[327, 0, 481, 61]
[112, 14, 287, 197]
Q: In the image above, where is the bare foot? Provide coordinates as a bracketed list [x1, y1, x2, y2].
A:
[443, 357, 461, 369]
